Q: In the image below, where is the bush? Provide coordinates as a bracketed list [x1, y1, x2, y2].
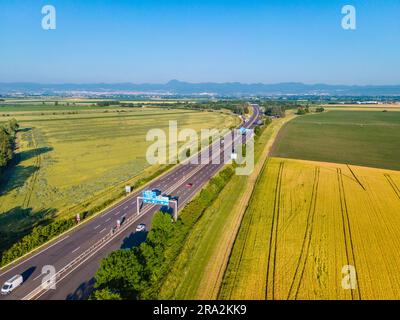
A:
[297, 107, 310, 115]
[0, 219, 75, 266]
[265, 106, 285, 118]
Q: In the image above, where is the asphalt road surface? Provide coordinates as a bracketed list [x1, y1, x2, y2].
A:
[0, 104, 260, 300]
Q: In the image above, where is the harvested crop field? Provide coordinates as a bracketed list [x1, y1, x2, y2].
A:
[220, 157, 400, 300]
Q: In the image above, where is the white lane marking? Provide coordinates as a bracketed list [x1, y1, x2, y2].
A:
[114, 211, 120, 216]
[99, 228, 106, 234]
[105, 218, 111, 222]
[71, 247, 81, 254]
[0, 235, 70, 277]
[33, 273, 43, 282]
[94, 225, 101, 230]
[124, 206, 128, 210]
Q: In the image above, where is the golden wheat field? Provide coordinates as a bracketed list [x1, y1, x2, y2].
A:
[220, 157, 400, 300]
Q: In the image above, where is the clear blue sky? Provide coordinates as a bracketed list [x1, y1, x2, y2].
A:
[0, 0, 399, 84]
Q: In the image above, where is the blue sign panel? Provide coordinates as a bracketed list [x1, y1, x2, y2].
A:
[142, 190, 170, 206]
[143, 190, 157, 199]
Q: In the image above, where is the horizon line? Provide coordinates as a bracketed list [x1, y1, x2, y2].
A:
[2, 80, 400, 87]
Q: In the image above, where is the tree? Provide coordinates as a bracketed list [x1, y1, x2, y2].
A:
[92, 211, 177, 300]
[297, 107, 310, 115]
[264, 117, 272, 126]
[7, 119, 19, 135]
[142, 212, 176, 282]
[265, 106, 285, 118]
[316, 107, 325, 113]
[233, 106, 244, 115]
[0, 127, 13, 168]
[91, 289, 122, 300]
[93, 249, 145, 300]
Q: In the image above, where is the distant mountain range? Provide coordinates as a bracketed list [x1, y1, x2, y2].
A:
[1, 80, 400, 96]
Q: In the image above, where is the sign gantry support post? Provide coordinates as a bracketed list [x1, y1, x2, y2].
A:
[137, 196, 179, 221]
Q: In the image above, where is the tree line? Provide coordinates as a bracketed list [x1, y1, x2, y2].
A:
[174, 101, 250, 115]
[0, 118, 19, 174]
[297, 106, 324, 115]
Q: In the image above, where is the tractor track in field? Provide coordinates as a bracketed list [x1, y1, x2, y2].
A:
[223, 189, 257, 298]
[287, 167, 320, 300]
[346, 165, 366, 191]
[218, 159, 271, 299]
[337, 168, 362, 300]
[265, 161, 284, 300]
[384, 174, 400, 200]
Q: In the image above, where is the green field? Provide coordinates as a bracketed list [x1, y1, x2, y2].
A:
[0, 105, 238, 252]
[271, 111, 400, 170]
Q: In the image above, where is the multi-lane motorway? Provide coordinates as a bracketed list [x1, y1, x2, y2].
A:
[0, 105, 260, 300]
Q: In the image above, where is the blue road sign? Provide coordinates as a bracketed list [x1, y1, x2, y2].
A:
[143, 190, 157, 199]
[142, 190, 170, 206]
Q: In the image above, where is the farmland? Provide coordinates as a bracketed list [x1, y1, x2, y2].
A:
[322, 104, 400, 112]
[271, 110, 400, 171]
[0, 105, 238, 252]
[220, 157, 400, 300]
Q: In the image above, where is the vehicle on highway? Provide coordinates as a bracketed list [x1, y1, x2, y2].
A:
[1, 275, 23, 295]
[136, 224, 146, 232]
[186, 183, 193, 188]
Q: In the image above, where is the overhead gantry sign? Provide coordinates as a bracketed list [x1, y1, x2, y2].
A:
[137, 190, 178, 221]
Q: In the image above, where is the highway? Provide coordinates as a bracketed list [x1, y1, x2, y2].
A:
[0, 104, 260, 300]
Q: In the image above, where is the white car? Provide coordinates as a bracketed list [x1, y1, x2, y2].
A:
[136, 224, 146, 232]
[1, 275, 23, 295]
